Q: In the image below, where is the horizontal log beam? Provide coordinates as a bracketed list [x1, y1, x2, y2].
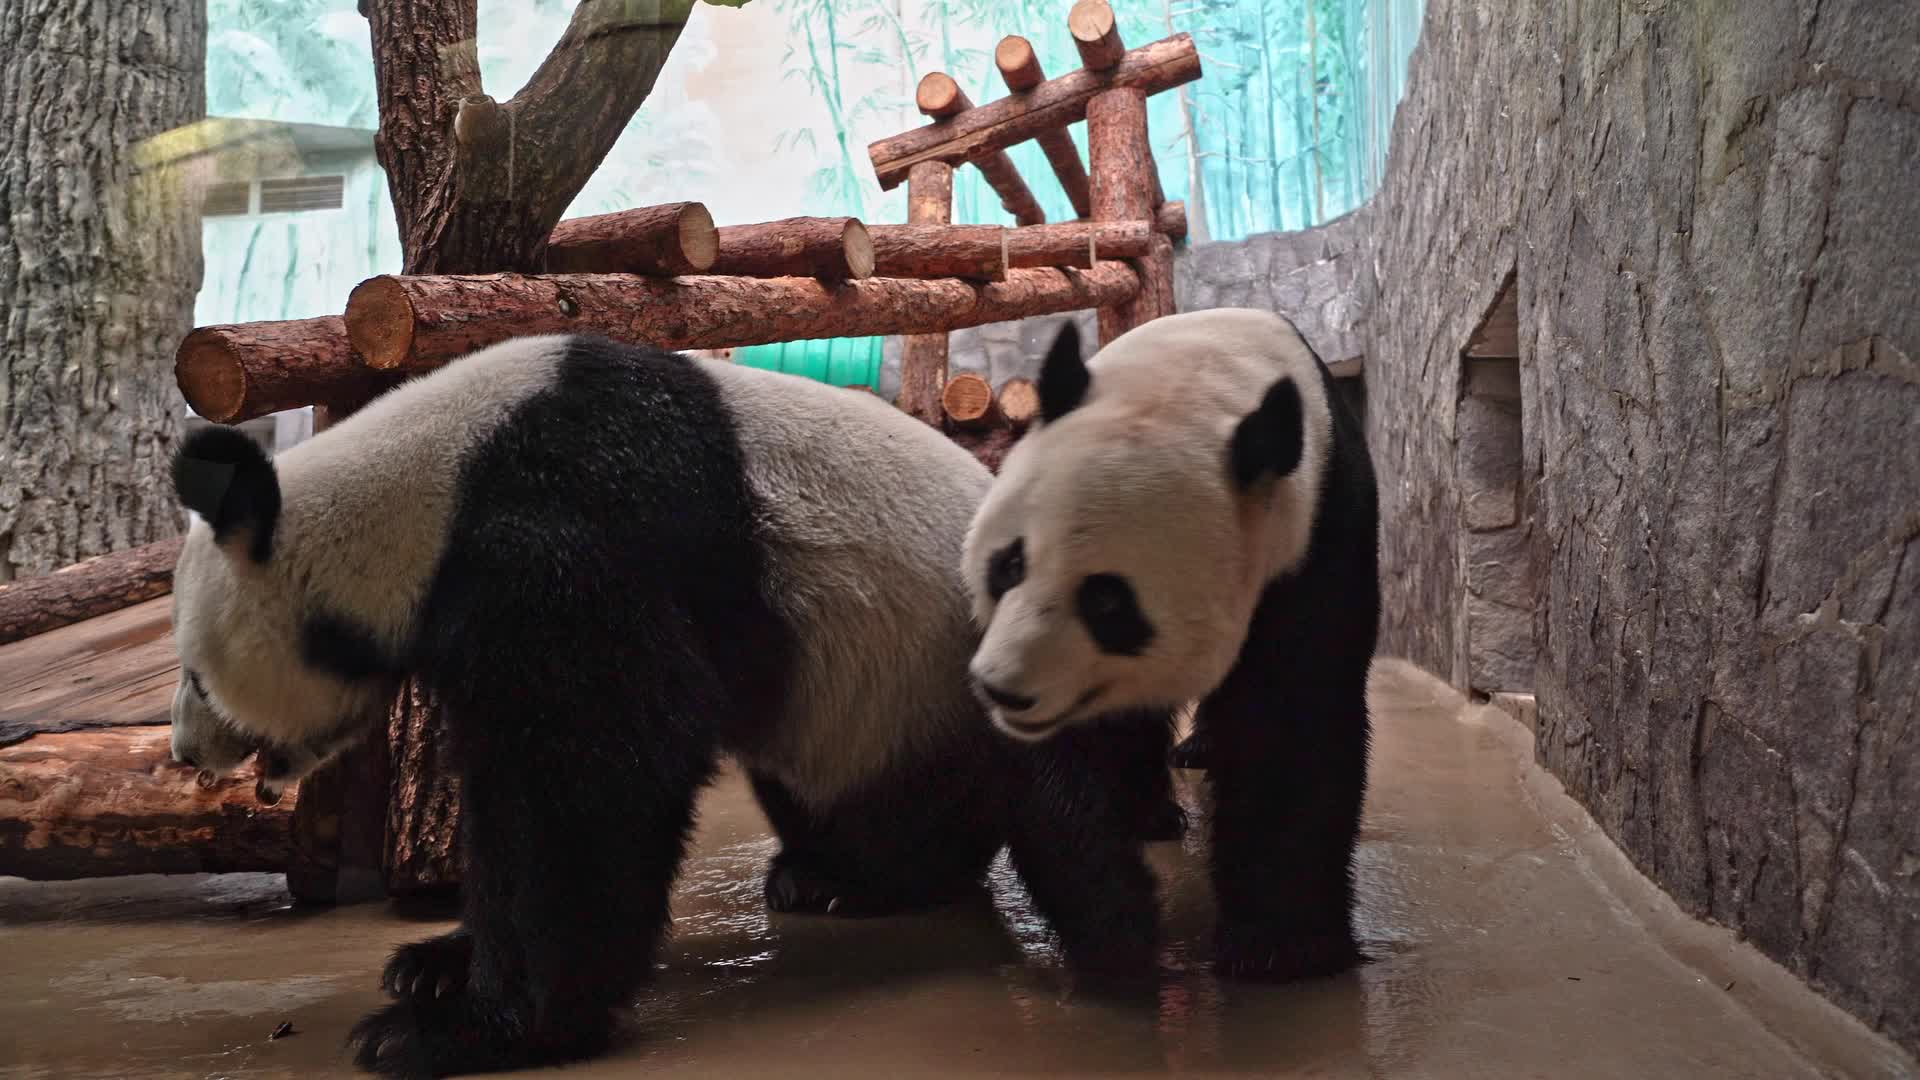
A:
[709, 217, 875, 280]
[0, 538, 184, 647]
[175, 317, 405, 425]
[546, 201, 718, 275]
[995, 35, 1092, 219]
[347, 264, 1140, 373]
[0, 726, 293, 880]
[869, 220, 1151, 281]
[916, 73, 1046, 227]
[869, 32, 1201, 191]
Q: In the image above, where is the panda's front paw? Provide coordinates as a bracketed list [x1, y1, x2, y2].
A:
[1168, 731, 1210, 770]
[1141, 799, 1188, 842]
[348, 1000, 440, 1078]
[382, 929, 473, 1000]
[1214, 920, 1363, 982]
[764, 856, 855, 915]
[349, 993, 603, 1078]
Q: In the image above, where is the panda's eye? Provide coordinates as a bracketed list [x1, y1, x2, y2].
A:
[1077, 573, 1154, 656]
[986, 539, 1026, 600]
[186, 670, 209, 700]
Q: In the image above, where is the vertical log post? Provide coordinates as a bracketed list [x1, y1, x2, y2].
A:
[899, 161, 954, 426]
[285, 404, 392, 906]
[1087, 86, 1173, 343]
[995, 36, 1092, 219]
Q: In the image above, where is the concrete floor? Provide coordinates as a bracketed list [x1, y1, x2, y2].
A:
[1, 660, 1912, 1079]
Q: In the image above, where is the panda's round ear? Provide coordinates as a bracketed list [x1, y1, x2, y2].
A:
[1227, 378, 1305, 490]
[173, 427, 280, 563]
[1038, 321, 1089, 423]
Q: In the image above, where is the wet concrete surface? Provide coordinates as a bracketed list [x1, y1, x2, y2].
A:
[2, 660, 1913, 1078]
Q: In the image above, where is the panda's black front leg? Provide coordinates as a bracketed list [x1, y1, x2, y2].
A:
[1006, 712, 1171, 989]
[1200, 676, 1369, 982]
[348, 695, 715, 1077]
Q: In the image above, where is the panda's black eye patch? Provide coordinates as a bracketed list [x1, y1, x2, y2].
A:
[1077, 573, 1154, 656]
[986, 539, 1026, 601]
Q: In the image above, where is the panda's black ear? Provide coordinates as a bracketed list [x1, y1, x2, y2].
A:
[1228, 378, 1305, 490]
[173, 427, 280, 563]
[1038, 320, 1089, 422]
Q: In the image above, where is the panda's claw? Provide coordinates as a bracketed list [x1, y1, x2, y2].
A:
[382, 930, 473, 1001]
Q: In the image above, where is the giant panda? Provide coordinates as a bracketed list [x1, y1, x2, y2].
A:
[961, 307, 1380, 981]
[166, 333, 1167, 1077]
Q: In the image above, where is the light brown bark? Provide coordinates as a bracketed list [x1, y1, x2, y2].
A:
[710, 218, 876, 280]
[346, 264, 1140, 374]
[0, 538, 184, 647]
[899, 162, 955, 427]
[868, 33, 1201, 191]
[995, 36, 1093, 219]
[1069, 0, 1126, 70]
[175, 318, 403, 425]
[869, 221, 1151, 281]
[915, 74, 1045, 226]
[546, 202, 718, 275]
[1088, 87, 1172, 343]
[0, 727, 293, 880]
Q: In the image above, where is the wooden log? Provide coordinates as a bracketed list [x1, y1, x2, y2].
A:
[546, 202, 718, 276]
[384, 681, 460, 894]
[869, 33, 1201, 190]
[0, 726, 294, 880]
[997, 376, 1040, 432]
[709, 217, 875, 281]
[1156, 199, 1189, 241]
[941, 372, 999, 431]
[946, 425, 1020, 475]
[916, 74, 1045, 227]
[868, 220, 1152, 281]
[0, 538, 183, 647]
[175, 317, 404, 425]
[1070, 0, 1126, 71]
[995, 36, 1092, 219]
[346, 263, 1142, 374]
[1088, 86, 1172, 344]
[899, 160, 954, 427]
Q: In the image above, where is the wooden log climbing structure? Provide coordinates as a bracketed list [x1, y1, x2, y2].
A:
[0, 0, 1201, 892]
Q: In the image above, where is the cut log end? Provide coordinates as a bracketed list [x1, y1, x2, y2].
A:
[941, 372, 997, 430]
[1070, 0, 1125, 70]
[998, 376, 1039, 431]
[347, 277, 419, 370]
[175, 332, 247, 424]
[916, 72, 968, 119]
[1156, 199, 1189, 241]
[677, 203, 719, 271]
[996, 36, 1043, 91]
[842, 219, 876, 280]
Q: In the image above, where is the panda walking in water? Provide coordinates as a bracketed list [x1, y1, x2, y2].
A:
[165, 334, 1181, 1077]
[962, 306, 1381, 980]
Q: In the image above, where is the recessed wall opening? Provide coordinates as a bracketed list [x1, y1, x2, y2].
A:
[1454, 271, 1534, 702]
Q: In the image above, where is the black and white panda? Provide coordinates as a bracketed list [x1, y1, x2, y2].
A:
[962, 307, 1380, 981]
[166, 333, 1164, 1076]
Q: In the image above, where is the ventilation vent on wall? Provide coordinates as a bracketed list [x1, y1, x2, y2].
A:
[203, 181, 251, 216]
[258, 175, 345, 213]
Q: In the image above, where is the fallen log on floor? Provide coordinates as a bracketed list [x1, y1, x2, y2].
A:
[997, 376, 1040, 432]
[0, 539, 184, 647]
[941, 372, 999, 430]
[346, 263, 1140, 374]
[0, 726, 292, 880]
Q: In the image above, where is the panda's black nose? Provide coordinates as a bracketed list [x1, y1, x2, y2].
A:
[979, 681, 1037, 712]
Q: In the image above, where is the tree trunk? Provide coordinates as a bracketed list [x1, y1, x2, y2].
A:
[0, 0, 206, 582]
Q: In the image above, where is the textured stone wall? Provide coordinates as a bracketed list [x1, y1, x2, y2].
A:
[1362, 0, 1919, 1053]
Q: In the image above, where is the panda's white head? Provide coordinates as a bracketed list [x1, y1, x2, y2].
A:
[168, 427, 400, 801]
[961, 311, 1330, 741]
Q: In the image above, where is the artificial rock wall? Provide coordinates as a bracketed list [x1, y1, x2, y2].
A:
[1358, 0, 1919, 1054]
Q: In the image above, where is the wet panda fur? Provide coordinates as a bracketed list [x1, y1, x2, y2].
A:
[962, 307, 1381, 981]
[167, 334, 1175, 1076]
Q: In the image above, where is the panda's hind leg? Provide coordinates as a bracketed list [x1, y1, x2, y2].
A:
[348, 684, 719, 1077]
